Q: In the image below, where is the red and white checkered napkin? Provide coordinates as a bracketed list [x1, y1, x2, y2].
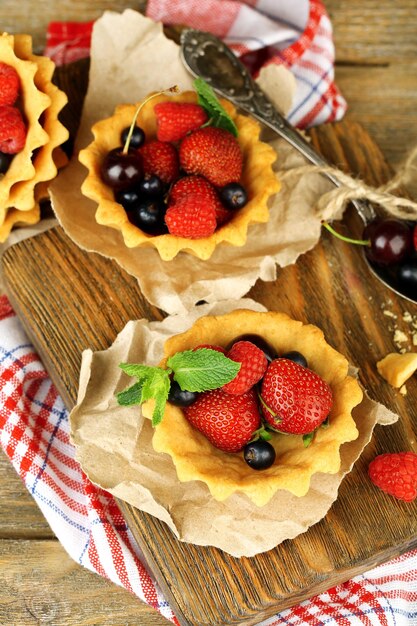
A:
[45, 0, 346, 128]
[1, 294, 417, 625]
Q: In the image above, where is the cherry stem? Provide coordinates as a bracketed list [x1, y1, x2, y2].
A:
[122, 85, 180, 154]
[322, 221, 370, 246]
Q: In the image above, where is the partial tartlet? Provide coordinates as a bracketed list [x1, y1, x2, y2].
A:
[0, 33, 69, 241]
[142, 309, 362, 507]
[79, 91, 280, 261]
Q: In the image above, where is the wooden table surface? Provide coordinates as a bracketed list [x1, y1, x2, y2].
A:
[1, 2, 417, 625]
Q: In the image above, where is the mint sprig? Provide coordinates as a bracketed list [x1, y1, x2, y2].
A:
[194, 77, 238, 137]
[117, 348, 240, 427]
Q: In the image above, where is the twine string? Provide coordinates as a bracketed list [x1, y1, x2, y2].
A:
[277, 144, 417, 222]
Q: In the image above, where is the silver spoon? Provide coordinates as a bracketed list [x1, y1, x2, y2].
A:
[180, 29, 416, 305]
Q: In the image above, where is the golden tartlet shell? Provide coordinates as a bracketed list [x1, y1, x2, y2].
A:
[142, 309, 362, 507]
[79, 92, 280, 261]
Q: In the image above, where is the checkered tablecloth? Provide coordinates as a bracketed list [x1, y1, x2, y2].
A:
[1, 294, 417, 625]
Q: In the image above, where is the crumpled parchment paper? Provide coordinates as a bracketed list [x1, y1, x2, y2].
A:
[70, 299, 398, 557]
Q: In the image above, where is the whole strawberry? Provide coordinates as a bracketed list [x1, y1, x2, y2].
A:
[184, 387, 261, 453]
[0, 62, 20, 106]
[260, 358, 333, 435]
[179, 126, 243, 187]
[170, 175, 230, 226]
[154, 102, 208, 142]
[139, 140, 179, 184]
[0, 105, 26, 154]
[165, 191, 217, 239]
[369, 452, 417, 502]
[222, 341, 267, 395]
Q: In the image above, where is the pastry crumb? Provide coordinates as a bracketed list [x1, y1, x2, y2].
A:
[399, 385, 407, 396]
[393, 329, 409, 345]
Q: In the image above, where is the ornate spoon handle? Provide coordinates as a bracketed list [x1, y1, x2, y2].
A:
[180, 29, 375, 224]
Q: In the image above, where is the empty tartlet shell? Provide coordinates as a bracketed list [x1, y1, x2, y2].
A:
[79, 91, 280, 261]
[142, 309, 362, 507]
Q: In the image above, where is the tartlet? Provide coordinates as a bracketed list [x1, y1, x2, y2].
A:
[142, 309, 362, 507]
[0, 33, 69, 241]
[79, 91, 280, 261]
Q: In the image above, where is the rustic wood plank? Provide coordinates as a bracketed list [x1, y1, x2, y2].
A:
[0, 454, 53, 538]
[335, 62, 417, 170]
[2, 118, 417, 625]
[1, 0, 416, 65]
[326, 0, 417, 64]
[0, 539, 170, 625]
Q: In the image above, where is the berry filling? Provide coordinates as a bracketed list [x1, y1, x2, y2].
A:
[117, 334, 335, 472]
[98, 81, 249, 240]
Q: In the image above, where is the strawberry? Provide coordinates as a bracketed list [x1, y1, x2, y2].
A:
[260, 358, 333, 435]
[165, 192, 217, 238]
[222, 341, 267, 395]
[0, 105, 26, 154]
[184, 387, 261, 453]
[369, 452, 417, 502]
[154, 102, 208, 142]
[170, 175, 230, 226]
[0, 63, 20, 106]
[139, 140, 179, 184]
[179, 126, 243, 187]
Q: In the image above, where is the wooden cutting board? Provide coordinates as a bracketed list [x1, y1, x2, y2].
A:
[2, 60, 417, 626]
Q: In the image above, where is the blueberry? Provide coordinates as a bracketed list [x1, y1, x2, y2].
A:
[129, 198, 168, 234]
[0, 151, 12, 174]
[226, 333, 277, 362]
[281, 351, 308, 368]
[121, 125, 145, 149]
[168, 381, 198, 407]
[115, 186, 142, 210]
[139, 174, 164, 197]
[244, 440, 276, 470]
[219, 182, 248, 210]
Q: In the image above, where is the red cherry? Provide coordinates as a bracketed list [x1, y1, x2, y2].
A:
[366, 219, 412, 266]
[100, 147, 142, 191]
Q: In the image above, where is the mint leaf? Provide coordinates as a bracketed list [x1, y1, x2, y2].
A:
[139, 368, 171, 427]
[117, 347, 240, 427]
[119, 363, 164, 379]
[167, 348, 240, 392]
[116, 381, 143, 406]
[118, 363, 171, 426]
[194, 77, 238, 137]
